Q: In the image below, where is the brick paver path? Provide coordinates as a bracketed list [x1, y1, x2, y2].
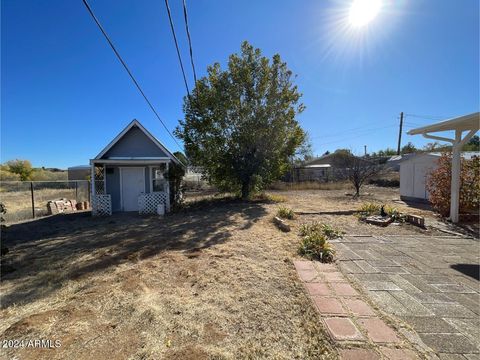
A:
[334, 235, 480, 359]
[294, 260, 420, 359]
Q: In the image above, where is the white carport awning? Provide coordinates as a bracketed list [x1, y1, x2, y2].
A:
[407, 112, 479, 223]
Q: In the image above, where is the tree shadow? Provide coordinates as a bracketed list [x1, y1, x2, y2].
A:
[450, 264, 480, 281]
[1, 198, 267, 308]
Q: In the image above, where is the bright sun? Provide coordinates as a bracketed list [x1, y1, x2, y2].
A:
[349, 0, 382, 27]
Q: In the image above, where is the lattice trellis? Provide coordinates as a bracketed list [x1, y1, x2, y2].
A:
[138, 192, 167, 215]
[92, 194, 112, 216]
[94, 165, 105, 195]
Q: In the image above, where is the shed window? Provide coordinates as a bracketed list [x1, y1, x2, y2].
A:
[151, 164, 167, 192]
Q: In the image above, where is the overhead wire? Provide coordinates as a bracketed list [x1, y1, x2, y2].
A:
[164, 0, 191, 95]
[182, 0, 197, 84]
[81, 0, 183, 150]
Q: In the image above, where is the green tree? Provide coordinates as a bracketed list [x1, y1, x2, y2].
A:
[167, 152, 187, 208]
[463, 135, 479, 151]
[372, 148, 397, 157]
[5, 159, 33, 181]
[175, 41, 306, 199]
[401, 142, 417, 154]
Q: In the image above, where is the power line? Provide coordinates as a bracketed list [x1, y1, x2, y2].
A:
[164, 0, 190, 95]
[182, 0, 197, 84]
[81, 0, 183, 150]
[311, 123, 397, 140]
[404, 113, 449, 121]
[316, 125, 397, 146]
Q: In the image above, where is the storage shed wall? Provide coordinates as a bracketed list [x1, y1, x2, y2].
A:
[400, 155, 439, 200]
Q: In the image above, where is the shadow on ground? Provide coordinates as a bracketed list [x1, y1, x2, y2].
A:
[451, 264, 480, 281]
[1, 198, 267, 308]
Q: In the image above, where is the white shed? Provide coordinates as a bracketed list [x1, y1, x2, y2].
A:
[399, 153, 440, 201]
[400, 151, 479, 202]
[407, 112, 479, 222]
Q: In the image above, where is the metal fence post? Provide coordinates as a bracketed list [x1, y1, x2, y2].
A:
[30, 182, 35, 219]
[75, 181, 78, 202]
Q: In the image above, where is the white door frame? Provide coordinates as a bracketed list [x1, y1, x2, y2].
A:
[119, 167, 145, 211]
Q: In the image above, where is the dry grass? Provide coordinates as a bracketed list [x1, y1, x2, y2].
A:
[1, 197, 335, 360]
[0, 186, 89, 223]
[0, 186, 450, 359]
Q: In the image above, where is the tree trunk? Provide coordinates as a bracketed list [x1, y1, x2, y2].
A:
[354, 182, 360, 198]
[241, 179, 250, 200]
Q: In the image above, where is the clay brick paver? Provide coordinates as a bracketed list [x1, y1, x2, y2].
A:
[313, 296, 348, 315]
[343, 298, 376, 317]
[356, 318, 400, 343]
[331, 282, 358, 296]
[297, 269, 318, 282]
[294, 256, 420, 357]
[315, 262, 338, 272]
[304, 282, 331, 296]
[339, 348, 380, 359]
[323, 271, 347, 282]
[293, 260, 315, 271]
[324, 317, 365, 341]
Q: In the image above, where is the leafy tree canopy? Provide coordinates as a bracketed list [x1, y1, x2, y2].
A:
[5, 159, 33, 181]
[175, 41, 306, 198]
[401, 142, 417, 154]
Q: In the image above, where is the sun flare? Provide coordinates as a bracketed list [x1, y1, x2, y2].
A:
[349, 0, 382, 27]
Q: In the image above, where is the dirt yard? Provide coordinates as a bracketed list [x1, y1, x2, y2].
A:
[0, 186, 468, 359]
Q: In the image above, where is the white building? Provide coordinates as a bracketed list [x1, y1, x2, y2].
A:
[400, 152, 479, 202]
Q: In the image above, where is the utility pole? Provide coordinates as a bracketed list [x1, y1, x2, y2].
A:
[397, 112, 404, 155]
[364, 145, 367, 156]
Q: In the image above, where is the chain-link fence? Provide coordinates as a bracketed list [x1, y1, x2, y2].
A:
[0, 180, 90, 223]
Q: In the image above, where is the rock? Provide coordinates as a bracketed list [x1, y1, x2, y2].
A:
[273, 216, 291, 232]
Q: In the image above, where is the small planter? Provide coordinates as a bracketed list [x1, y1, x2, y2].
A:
[365, 215, 393, 227]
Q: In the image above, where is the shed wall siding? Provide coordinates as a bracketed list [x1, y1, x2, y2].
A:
[400, 156, 439, 200]
[102, 127, 168, 159]
[106, 166, 150, 212]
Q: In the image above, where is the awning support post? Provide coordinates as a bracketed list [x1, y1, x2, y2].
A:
[450, 130, 461, 223]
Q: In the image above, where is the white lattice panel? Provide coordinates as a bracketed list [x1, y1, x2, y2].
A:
[92, 194, 112, 216]
[138, 192, 167, 215]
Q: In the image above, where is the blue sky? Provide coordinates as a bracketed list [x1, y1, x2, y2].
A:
[1, 0, 478, 168]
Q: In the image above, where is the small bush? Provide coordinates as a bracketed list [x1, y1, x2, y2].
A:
[277, 206, 295, 219]
[357, 203, 406, 222]
[426, 153, 480, 217]
[358, 202, 380, 216]
[383, 205, 405, 223]
[299, 222, 344, 239]
[298, 232, 335, 262]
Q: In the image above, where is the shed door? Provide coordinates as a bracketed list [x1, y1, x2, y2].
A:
[413, 163, 428, 199]
[121, 167, 145, 211]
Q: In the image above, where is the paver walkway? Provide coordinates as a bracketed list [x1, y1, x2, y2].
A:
[294, 260, 420, 359]
[334, 235, 480, 359]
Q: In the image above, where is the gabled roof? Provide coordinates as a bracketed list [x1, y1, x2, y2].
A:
[94, 119, 183, 166]
[398, 151, 479, 164]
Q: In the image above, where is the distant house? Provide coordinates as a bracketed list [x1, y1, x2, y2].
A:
[399, 152, 479, 202]
[90, 119, 184, 215]
[67, 165, 90, 181]
[287, 152, 367, 182]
